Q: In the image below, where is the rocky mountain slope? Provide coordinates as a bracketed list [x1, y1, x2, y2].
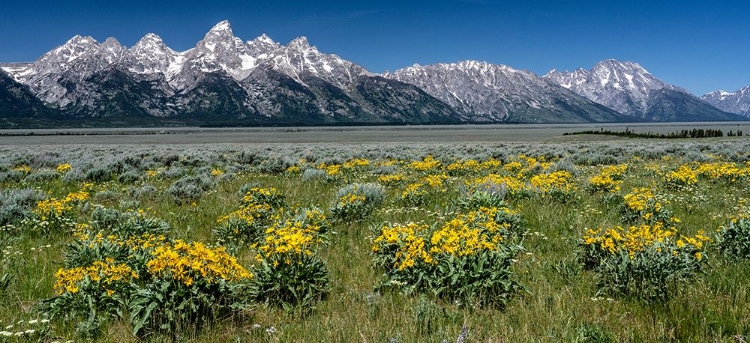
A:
[384, 60, 627, 123]
[0, 21, 461, 125]
[0, 21, 746, 127]
[543, 60, 741, 121]
[702, 86, 750, 117]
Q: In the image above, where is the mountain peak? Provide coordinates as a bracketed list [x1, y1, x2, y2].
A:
[544, 59, 696, 118]
[288, 36, 311, 49]
[702, 85, 750, 116]
[102, 37, 122, 46]
[137, 33, 163, 44]
[253, 33, 275, 45]
[594, 59, 647, 73]
[65, 35, 98, 47]
[209, 20, 232, 33]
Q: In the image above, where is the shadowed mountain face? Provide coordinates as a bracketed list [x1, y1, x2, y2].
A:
[644, 88, 746, 122]
[0, 70, 57, 118]
[0, 21, 745, 127]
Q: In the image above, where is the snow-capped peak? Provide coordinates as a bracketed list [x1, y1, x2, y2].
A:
[45, 35, 100, 64]
[383, 59, 570, 121]
[702, 86, 750, 116]
[209, 20, 232, 33]
[127, 33, 179, 76]
[543, 58, 685, 116]
[100, 37, 126, 64]
[287, 36, 312, 51]
[593, 59, 649, 75]
[133, 33, 164, 47]
[246, 34, 281, 59]
[65, 35, 98, 46]
[254, 33, 274, 45]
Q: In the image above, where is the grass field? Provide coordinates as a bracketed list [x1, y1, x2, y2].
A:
[1, 128, 750, 342]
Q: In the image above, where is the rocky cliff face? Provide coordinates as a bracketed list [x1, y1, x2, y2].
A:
[384, 60, 627, 123]
[0, 21, 745, 127]
[702, 86, 750, 117]
[0, 20, 461, 125]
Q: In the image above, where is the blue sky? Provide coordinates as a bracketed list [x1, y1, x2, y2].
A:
[1, 0, 748, 95]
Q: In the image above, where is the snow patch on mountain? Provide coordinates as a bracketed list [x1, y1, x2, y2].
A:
[543, 59, 685, 116]
[702, 85, 750, 116]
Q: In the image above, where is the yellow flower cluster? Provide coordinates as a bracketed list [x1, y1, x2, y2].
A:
[479, 158, 502, 170]
[36, 198, 69, 220]
[676, 230, 712, 252]
[444, 157, 502, 175]
[502, 161, 523, 174]
[210, 168, 224, 176]
[72, 224, 168, 251]
[583, 223, 677, 259]
[401, 182, 428, 202]
[243, 187, 274, 202]
[374, 159, 399, 167]
[373, 207, 514, 271]
[241, 187, 284, 208]
[338, 193, 366, 207]
[218, 203, 276, 227]
[473, 174, 525, 194]
[261, 222, 316, 255]
[430, 218, 502, 257]
[35, 191, 90, 221]
[583, 224, 711, 260]
[54, 257, 137, 294]
[664, 165, 698, 187]
[147, 240, 252, 286]
[503, 155, 552, 178]
[56, 163, 72, 173]
[372, 223, 433, 271]
[377, 173, 405, 185]
[11, 165, 31, 173]
[446, 159, 482, 175]
[408, 155, 441, 171]
[324, 164, 342, 176]
[694, 162, 748, 182]
[65, 191, 90, 202]
[421, 173, 449, 188]
[643, 163, 665, 176]
[588, 174, 621, 193]
[600, 164, 628, 177]
[343, 158, 370, 169]
[623, 187, 659, 212]
[588, 164, 627, 193]
[257, 218, 325, 266]
[285, 165, 301, 173]
[530, 171, 575, 194]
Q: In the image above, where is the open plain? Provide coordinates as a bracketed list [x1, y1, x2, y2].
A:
[0, 123, 749, 342]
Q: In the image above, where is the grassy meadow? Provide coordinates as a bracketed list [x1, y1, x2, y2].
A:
[1, 135, 750, 342]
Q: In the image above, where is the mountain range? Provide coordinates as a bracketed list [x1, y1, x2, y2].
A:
[0, 20, 746, 128]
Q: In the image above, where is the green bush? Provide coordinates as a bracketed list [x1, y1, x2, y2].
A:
[373, 206, 525, 308]
[580, 224, 710, 302]
[330, 183, 385, 221]
[717, 218, 750, 259]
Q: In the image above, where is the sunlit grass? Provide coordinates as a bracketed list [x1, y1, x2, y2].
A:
[0, 141, 748, 341]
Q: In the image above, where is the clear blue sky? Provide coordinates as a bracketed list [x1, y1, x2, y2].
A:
[1, 0, 748, 95]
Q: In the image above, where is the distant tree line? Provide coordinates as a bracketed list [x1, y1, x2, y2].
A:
[563, 127, 744, 139]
